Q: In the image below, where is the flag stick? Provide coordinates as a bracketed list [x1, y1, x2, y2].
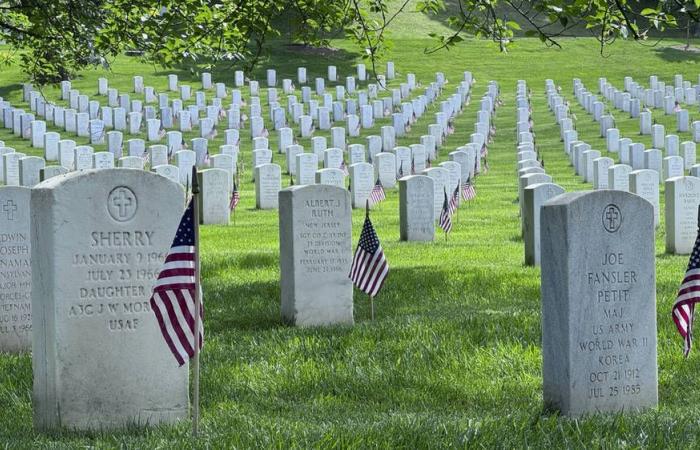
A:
[191, 165, 202, 437]
[365, 200, 375, 321]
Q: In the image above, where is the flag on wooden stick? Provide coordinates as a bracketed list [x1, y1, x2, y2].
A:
[462, 175, 477, 201]
[369, 178, 386, 206]
[349, 203, 389, 298]
[229, 180, 240, 212]
[149, 196, 203, 366]
[439, 189, 453, 234]
[449, 182, 459, 214]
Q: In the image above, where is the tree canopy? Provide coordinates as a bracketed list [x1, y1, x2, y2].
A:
[0, 0, 697, 83]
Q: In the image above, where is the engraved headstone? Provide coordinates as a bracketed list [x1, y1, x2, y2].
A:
[663, 156, 684, 181]
[316, 168, 345, 188]
[19, 156, 45, 187]
[665, 176, 700, 254]
[423, 167, 450, 220]
[399, 175, 435, 241]
[279, 185, 353, 326]
[40, 166, 69, 181]
[593, 157, 614, 190]
[255, 163, 281, 209]
[348, 162, 373, 208]
[374, 152, 396, 189]
[31, 169, 189, 430]
[0, 186, 31, 352]
[630, 169, 660, 226]
[523, 182, 564, 266]
[3, 152, 26, 186]
[44, 132, 60, 162]
[198, 169, 230, 225]
[541, 190, 657, 416]
[295, 153, 318, 186]
[608, 164, 632, 192]
[153, 164, 179, 184]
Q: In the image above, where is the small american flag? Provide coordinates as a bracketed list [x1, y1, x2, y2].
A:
[229, 181, 240, 211]
[142, 150, 151, 165]
[349, 213, 389, 297]
[369, 178, 386, 205]
[411, 157, 416, 175]
[340, 160, 349, 176]
[448, 183, 459, 214]
[673, 216, 700, 356]
[439, 189, 452, 234]
[398, 161, 404, 178]
[462, 176, 477, 201]
[149, 199, 203, 366]
[481, 144, 488, 157]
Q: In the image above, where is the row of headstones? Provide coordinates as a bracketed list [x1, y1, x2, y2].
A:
[0, 77, 495, 424]
[601, 74, 700, 113]
[255, 82, 497, 215]
[11, 72, 414, 151]
[0, 159, 459, 433]
[28, 64, 425, 147]
[551, 78, 700, 254]
[2, 175, 659, 428]
[1, 78, 481, 222]
[569, 79, 697, 180]
[4, 70, 466, 171]
[512, 81, 567, 266]
[569, 77, 693, 135]
[2, 73, 460, 188]
[274, 74, 479, 183]
[11, 65, 412, 163]
[0, 86, 496, 350]
[531, 82, 659, 417]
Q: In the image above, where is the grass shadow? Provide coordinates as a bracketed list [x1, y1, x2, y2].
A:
[652, 45, 700, 63]
[151, 41, 364, 84]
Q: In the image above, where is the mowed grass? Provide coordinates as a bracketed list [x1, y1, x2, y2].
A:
[3, 37, 700, 447]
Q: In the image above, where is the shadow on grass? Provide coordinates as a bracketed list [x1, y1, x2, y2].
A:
[652, 45, 700, 63]
[150, 41, 364, 84]
[0, 83, 22, 99]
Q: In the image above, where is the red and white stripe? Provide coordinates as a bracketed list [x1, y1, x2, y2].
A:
[349, 245, 388, 298]
[673, 268, 700, 356]
[150, 245, 203, 366]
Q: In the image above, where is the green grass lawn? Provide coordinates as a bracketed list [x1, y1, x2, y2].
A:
[4, 36, 700, 447]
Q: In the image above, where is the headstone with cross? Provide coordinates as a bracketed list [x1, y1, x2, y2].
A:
[30, 169, 188, 431]
[541, 190, 658, 416]
[0, 186, 32, 353]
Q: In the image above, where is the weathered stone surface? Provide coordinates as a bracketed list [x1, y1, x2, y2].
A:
[399, 175, 435, 242]
[31, 169, 188, 431]
[523, 182, 564, 266]
[630, 169, 660, 226]
[349, 162, 373, 209]
[608, 164, 632, 192]
[664, 176, 700, 254]
[199, 168, 230, 225]
[0, 186, 31, 352]
[541, 190, 657, 417]
[255, 163, 281, 209]
[279, 185, 353, 326]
